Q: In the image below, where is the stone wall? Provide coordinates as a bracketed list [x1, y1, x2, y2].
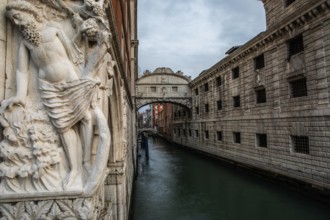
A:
[172, 0, 330, 191]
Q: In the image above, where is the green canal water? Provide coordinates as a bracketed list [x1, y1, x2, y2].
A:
[131, 137, 329, 220]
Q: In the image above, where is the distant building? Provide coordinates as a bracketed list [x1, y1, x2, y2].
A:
[158, 103, 174, 139]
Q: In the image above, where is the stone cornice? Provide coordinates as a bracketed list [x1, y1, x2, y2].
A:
[190, 0, 330, 87]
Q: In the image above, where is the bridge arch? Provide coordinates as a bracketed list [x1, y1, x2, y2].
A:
[135, 67, 192, 109]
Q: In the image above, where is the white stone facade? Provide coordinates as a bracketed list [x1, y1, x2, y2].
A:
[173, 0, 330, 191]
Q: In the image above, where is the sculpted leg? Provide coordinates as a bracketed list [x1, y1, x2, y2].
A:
[61, 129, 80, 189]
[80, 111, 94, 172]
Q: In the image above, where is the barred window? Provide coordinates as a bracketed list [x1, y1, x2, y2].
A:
[172, 86, 178, 92]
[290, 77, 307, 97]
[195, 106, 199, 114]
[217, 131, 223, 141]
[233, 132, 241, 144]
[256, 133, 267, 148]
[291, 136, 309, 154]
[195, 130, 199, 138]
[205, 130, 209, 139]
[205, 104, 209, 113]
[256, 88, 267, 103]
[254, 54, 265, 70]
[151, 86, 157, 92]
[204, 83, 209, 92]
[232, 67, 240, 79]
[233, 96, 240, 107]
[216, 76, 222, 86]
[287, 34, 304, 59]
[285, 0, 295, 7]
[217, 100, 222, 110]
[195, 88, 199, 95]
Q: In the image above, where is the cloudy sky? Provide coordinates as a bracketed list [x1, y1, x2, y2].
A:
[138, 0, 266, 79]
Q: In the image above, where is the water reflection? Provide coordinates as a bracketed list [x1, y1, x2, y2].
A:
[131, 137, 330, 220]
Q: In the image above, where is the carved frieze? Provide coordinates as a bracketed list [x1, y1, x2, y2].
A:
[0, 0, 114, 200]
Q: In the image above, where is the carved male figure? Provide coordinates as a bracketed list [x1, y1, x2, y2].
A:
[2, 1, 105, 189]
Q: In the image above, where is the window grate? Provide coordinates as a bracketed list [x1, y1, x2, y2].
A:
[256, 88, 267, 103]
[232, 67, 240, 79]
[254, 54, 265, 70]
[288, 34, 304, 59]
[205, 104, 209, 113]
[216, 76, 222, 86]
[217, 131, 223, 141]
[290, 78, 307, 97]
[204, 83, 209, 92]
[205, 130, 209, 139]
[256, 133, 267, 147]
[291, 136, 309, 154]
[233, 96, 240, 107]
[195, 88, 199, 95]
[195, 106, 199, 114]
[217, 100, 222, 110]
[233, 132, 241, 143]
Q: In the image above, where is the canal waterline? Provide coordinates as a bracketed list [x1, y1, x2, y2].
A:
[131, 137, 330, 220]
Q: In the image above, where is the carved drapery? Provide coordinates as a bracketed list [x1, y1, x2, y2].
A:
[0, 0, 116, 210]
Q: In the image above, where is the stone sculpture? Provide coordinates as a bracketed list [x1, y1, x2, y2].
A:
[0, 0, 112, 199]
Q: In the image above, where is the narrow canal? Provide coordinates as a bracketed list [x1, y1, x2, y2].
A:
[130, 137, 330, 220]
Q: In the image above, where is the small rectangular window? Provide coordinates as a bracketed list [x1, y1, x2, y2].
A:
[256, 88, 267, 103]
[285, 0, 295, 7]
[151, 87, 157, 92]
[205, 104, 209, 113]
[291, 136, 309, 154]
[232, 67, 240, 79]
[195, 88, 199, 95]
[287, 34, 304, 59]
[195, 130, 199, 138]
[233, 96, 240, 107]
[254, 54, 265, 70]
[183, 129, 186, 136]
[172, 86, 178, 92]
[233, 132, 241, 144]
[173, 128, 176, 134]
[178, 110, 181, 117]
[205, 130, 209, 139]
[256, 133, 267, 147]
[204, 83, 209, 92]
[290, 77, 307, 97]
[217, 131, 223, 141]
[217, 100, 222, 110]
[189, 129, 192, 137]
[178, 129, 180, 137]
[195, 106, 199, 114]
[216, 76, 222, 86]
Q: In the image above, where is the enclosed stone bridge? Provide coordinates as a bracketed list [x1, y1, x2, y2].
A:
[135, 68, 192, 110]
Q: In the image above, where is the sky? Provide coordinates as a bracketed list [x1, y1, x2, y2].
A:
[138, 0, 266, 79]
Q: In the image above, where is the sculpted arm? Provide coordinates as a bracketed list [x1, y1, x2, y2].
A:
[0, 42, 28, 113]
[15, 42, 29, 100]
[56, 28, 83, 65]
